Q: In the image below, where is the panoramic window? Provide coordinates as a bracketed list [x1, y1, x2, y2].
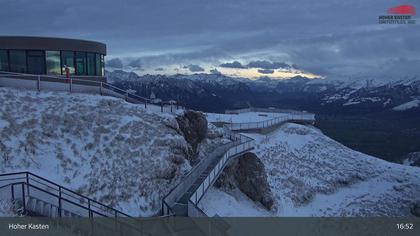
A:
[95, 54, 102, 76]
[27, 50, 46, 74]
[86, 52, 96, 76]
[75, 52, 86, 75]
[45, 51, 61, 75]
[61, 51, 75, 75]
[9, 50, 26, 73]
[0, 50, 8, 71]
[101, 54, 105, 76]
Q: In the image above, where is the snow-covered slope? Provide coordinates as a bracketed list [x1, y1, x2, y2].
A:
[200, 123, 420, 216]
[392, 99, 420, 111]
[0, 87, 196, 216]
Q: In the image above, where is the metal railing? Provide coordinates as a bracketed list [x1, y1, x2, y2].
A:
[225, 107, 312, 115]
[189, 131, 254, 206]
[161, 139, 237, 216]
[162, 108, 315, 216]
[225, 112, 315, 131]
[182, 109, 315, 216]
[0, 71, 183, 112]
[161, 127, 255, 216]
[0, 172, 131, 218]
[0, 172, 157, 235]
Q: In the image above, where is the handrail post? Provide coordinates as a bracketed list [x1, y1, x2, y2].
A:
[161, 102, 163, 112]
[58, 186, 62, 217]
[100, 82, 103, 95]
[114, 211, 118, 232]
[21, 184, 26, 214]
[145, 100, 147, 109]
[11, 184, 15, 201]
[69, 78, 72, 92]
[37, 75, 40, 91]
[26, 173, 30, 196]
[88, 199, 92, 218]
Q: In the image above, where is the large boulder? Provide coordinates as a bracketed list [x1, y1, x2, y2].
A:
[176, 110, 208, 151]
[215, 153, 275, 210]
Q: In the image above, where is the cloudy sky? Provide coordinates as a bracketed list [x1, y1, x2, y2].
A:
[1, 0, 419, 79]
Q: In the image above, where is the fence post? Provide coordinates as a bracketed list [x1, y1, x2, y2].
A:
[100, 82, 103, 95]
[69, 78, 72, 93]
[161, 102, 163, 112]
[145, 100, 147, 109]
[37, 75, 40, 91]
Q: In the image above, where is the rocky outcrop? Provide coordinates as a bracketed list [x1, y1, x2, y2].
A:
[215, 153, 275, 210]
[176, 110, 208, 151]
[406, 152, 420, 167]
[411, 202, 420, 217]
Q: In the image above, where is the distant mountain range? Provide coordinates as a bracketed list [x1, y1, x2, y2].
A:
[106, 70, 420, 114]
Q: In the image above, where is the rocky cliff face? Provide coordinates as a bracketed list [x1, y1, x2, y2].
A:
[215, 153, 275, 210]
[176, 110, 208, 164]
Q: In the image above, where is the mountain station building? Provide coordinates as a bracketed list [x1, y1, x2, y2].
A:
[0, 36, 106, 82]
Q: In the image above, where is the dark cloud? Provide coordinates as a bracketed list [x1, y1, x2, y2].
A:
[106, 58, 123, 68]
[155, 67, 164, 71]
[210, 68, 222, 75]
[247, 60, 291, 70]
[128, 58, 142, 69]
[258, 69, 275, 74]
[219, 61, 246, 69]
[185, 64, 205, 72]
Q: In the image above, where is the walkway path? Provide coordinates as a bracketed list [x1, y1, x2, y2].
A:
[162, 108, 315, 217]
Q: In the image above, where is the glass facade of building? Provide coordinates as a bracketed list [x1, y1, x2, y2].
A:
[0, 49, 105, 76]
[0, 50, 8, 71]
[9, 50, 27, 73]
[46, 51, 61, 75]
[27, 50, 45, 74]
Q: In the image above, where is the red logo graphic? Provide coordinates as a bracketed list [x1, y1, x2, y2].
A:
[387, 5, 416, 15]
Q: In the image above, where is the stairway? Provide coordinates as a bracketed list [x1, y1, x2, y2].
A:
[0, 172, 146, 235]
[24, 196, 81, 218]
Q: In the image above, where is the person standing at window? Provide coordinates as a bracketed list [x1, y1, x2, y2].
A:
[64, 65, 70, 83]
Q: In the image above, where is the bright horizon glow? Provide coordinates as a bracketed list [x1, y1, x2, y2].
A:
[217, 67, 321, 79]
[117, 63, 322, 80]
